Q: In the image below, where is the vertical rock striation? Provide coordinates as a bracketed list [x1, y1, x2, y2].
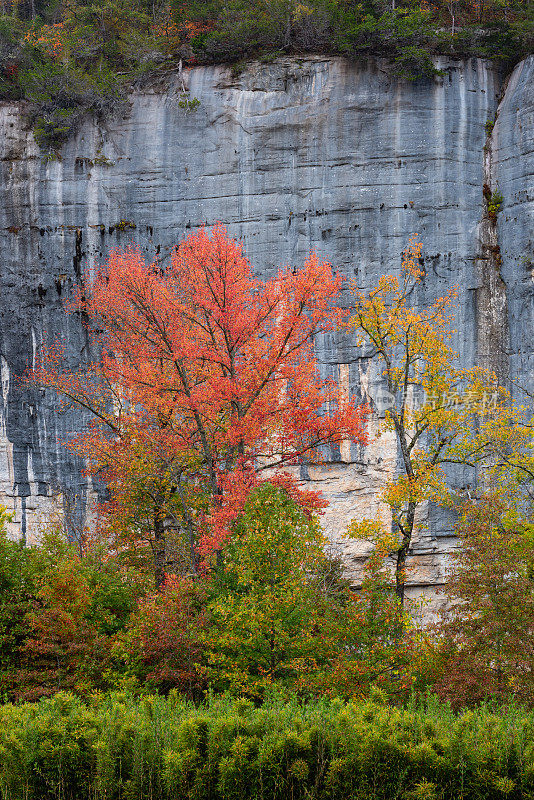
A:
[491, 55, 534, 400]
[0, 54, 529, 602]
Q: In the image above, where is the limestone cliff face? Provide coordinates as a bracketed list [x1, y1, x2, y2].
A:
[0, 54, 532, 599]
[492, 57, 534, 395]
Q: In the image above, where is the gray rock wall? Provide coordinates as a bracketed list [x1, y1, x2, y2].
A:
[493, 56, 534, 397]
[0, 54, 532, 601]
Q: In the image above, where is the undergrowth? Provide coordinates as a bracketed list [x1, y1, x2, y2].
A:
[0, 691, 533, 800]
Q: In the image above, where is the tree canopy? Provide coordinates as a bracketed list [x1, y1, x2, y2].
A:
[27, 224, 367, 586]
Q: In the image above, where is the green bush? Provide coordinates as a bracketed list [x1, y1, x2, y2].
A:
[0, 527, 137, 703]
[0, 692, 533, 799]
[488, 189, 504, 216]
[392, 46, 443, 81]
[19, 61, 124, 151]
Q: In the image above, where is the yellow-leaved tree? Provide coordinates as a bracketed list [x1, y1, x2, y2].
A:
[346, 238, 529, 603]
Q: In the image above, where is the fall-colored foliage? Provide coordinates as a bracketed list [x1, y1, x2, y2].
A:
[346, 237, 527, 603]
[14, 222, 534, 711]
[22, 552, 107, 701]
[435, 488, 534, 706]
[27, 224, 368, 585]
[0, 527, 136, 702]
[0, 490, 419, 703]
[119, 575, 208, 698]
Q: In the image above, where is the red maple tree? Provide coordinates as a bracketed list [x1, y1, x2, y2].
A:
[28, 224, 368, 585]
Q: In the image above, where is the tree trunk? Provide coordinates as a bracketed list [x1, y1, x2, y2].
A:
[186, 514, 198, 575]
[154, 502, 166, 590]
[284, 1, 292, 49]
[394, 501, 416, 605]
[395, 543, 407, 604]
[175, 481, 198, 576]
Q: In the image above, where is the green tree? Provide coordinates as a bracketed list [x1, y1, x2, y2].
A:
[203, 484, 418, 698]
[435, 487, 534, 707]
[0, 508, 37, 687]
[204, 484, 329, 696]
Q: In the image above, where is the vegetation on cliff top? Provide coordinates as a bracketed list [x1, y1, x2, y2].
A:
[0, 0, 532, 148]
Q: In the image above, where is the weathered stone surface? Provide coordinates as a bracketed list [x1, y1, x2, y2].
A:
[0, 54, 531, 602]
[492, 55, 534, 399]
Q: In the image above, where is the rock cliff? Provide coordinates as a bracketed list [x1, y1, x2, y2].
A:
[0, 54, 532, 602]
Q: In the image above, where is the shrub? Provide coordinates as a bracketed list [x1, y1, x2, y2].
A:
[119, 577, 208, 698]
[434, 492, 534, 707]
[0, 693, 533, 799]
[0, 530, 136, 702]
[488, 189, 504, 216]
[0, 516, 37, 681]
[19, 61, 124, 151]
[392, 46, 443, 81]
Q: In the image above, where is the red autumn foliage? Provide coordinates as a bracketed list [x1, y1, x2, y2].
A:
[199, 467, 327, 557]
[26, 224, 368, 579]
[123, 575, 207, 697]
[17, 557, 107, 701]
[4, 63, 18, 79]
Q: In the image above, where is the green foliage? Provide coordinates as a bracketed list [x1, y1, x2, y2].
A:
[178, 94, 201, 110]
[336, 8, 444, 80]
[84, 548, 136, 636]
[204, 485, 416, 700]
[0, 486, 422, 703]
[0, 0, 531, 147]
[0, 491, 415, 703]
[19, 61, 124, 151]
[0, 692, 533, 799]
[435, 491, 534, 707]
[0, 692, 100, 800]
[487, 189, 504, 216]
[392, 46, 443, 81]
[0, 508, 36, 680]
[0, 528, 136, 701]
[204, 485, 330, 696]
